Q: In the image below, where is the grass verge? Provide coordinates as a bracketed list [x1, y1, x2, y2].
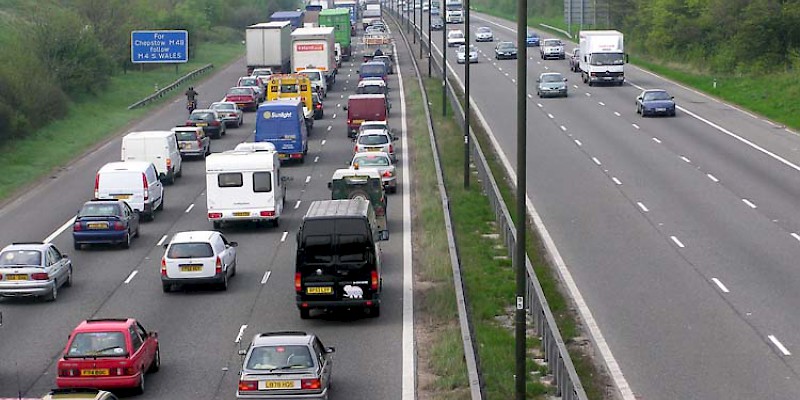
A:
[0, 41, 244, 202]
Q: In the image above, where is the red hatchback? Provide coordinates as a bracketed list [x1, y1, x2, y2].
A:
[57, 318, 160, 394]
[224, 86, 259, 112]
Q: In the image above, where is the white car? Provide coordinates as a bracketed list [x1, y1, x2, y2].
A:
[447, 30, 466, 47]
[356, 79, 387, 95]
[456, 44, 478, 64]
[298, 69, 328, 98]
[475, 26, 493, 42]
[540, 38, 565, 60]
[161, 231, 238, 292]
[251, 68, 273, 83]
[350, 151, 397, 193]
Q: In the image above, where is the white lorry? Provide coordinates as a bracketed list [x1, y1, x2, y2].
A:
[291, 26, 337, 87]
[246, 21, 292, 76]
[362, 4, 382, 28]
[578, 30, 627, 86]
[205, 149, 285, 229]
[445, 0, 463, 23]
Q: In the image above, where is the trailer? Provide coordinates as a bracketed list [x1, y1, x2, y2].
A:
[246, 21, 292, 75]
[319, 8, 352, 60]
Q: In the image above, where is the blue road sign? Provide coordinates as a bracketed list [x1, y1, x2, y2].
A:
[131, 30, 188, 64]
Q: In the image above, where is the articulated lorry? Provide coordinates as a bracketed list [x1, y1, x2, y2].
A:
[246, 21, 292, 75]
[578, 30, 628, 86]
[334, 0, 359, 34]
[319, 8, 352, 61]
[362, 3, 382, 28]
[270, 10, 305, 30]
[291, 27, 337, 86]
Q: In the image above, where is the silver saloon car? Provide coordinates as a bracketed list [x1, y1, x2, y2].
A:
[536, 72, 568, 98]
[0, 242, 72, 301]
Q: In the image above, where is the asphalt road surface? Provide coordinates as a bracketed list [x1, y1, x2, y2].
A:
[0, 28, 415, 399]
[400, 7, 800, 400]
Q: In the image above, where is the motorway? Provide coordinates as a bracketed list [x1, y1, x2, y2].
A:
[401, 6, 800, 400]
[0, 29, 414, 399]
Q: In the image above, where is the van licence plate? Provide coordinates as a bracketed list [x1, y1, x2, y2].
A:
[233, 212, 250, 217]
[307, 286, 333, 294]
[113, 194, 131, 200]
[179, 265, 203, 272]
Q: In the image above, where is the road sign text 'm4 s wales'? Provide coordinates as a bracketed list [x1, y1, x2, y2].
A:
[131, 30, 188, 63]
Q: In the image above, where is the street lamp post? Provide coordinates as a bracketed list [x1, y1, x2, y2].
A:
[515, 0, 528, 398]
[442, 14, 447, 117]
[463, 0, 470, 189]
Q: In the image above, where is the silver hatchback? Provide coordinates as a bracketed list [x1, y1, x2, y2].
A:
[350, 151, 397, 193]
[353, 129, 397, 161]
[0, 242, 72, 301]
[172, 126, 211, 159]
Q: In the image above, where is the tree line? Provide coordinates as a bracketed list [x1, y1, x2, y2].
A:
[0, 0, 298, 143]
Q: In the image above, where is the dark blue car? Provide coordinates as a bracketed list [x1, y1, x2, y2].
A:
[526, 31, 540, 47]
[636, 89, 676, 117]
[73, 199, 140, 250]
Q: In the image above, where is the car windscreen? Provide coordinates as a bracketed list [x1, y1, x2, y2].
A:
[246, 345, 314, 370]
[590, 53, 624, 65]
[543, 40, 562, 46]
[300, 218, 371, 265]
[643, 91, 671, 101]
[449, 32, 463, 39]
[360, 64, 385, 75]
[353, 155, 390, 166]
[239, 78, 258, 86]
[190, 112, 214, 121]
[498, 43, 515, 50]
[212, 103, 235, 111]
[358, 134, 389, 145]
[78, 203, 120, 217]
[477, 27, 490, 33]
[280, 84, 298, 93]
[228, 88, 252, 95]
[541, 74, 563, 83]
[300, 220, 335, 263]
[299, 71, 322, 81]
[0, 250, 41, 267]
[358, 85, 384, 94]
[67, 332, 127, 357]
[336, 218, 370, 262]
[167, 242, 214, 258]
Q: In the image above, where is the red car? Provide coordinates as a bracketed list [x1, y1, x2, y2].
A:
[224, 86, 259, 112]
[57, 318, 160, 394]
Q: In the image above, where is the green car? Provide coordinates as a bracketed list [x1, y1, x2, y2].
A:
[328, 168, 388, 234]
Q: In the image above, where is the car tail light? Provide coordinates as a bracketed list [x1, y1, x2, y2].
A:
[73, 222, 83, 231]
[58, 368, 79, 377]
[259, 211, 275, 217]
[295, 272, 302, 293]
[347, 118, 352, 125]
[354, 145, 359, 153]
[31, 273, 48, 280]
[166, 158, 172, 169]
[371, 270, 379, 291]
[215, 256, 222, 274]
[239, 380, 258, 391]
[211, 120, 220, 126]
[197, 138, 203, 147]
[186, 121, 195, 126]
[316, 103, 322, 109]
[208, 212, 222, 219]
[94, 174, 100, 198]
[382, 170, 393, 178]
[113, 221, 125, 231]
[374, 205, 385, 216]
[161, 258, 167, 277]
[301, 378, 321, 390]
[142, 173, 149, 201]
[0, 274, 4, 280]
[290, 153, 302, 159]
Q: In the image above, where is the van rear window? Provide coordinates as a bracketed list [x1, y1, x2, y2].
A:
[218, 173, 243, 187]
[253, 172, 272, 193]
[168, 243, 214, 258]
[175, 131, 197, 141]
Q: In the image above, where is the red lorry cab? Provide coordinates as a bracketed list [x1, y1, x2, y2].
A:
[345, 94, 390, 137]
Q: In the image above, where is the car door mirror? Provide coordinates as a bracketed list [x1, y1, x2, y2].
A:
[162, 243, 169, 249]
[229, 241, 239, 247]
[671, 96, 674, 100]
[392, 136, 399, 141]
[563, 78, 568, 82]
[62, 254, 69, 259]
[343, 105, 348, 110]
[536, 79, 540, 82]
[238, 349, 247, 356]
[325, 346, 336, 353]
[378, 230, 390, 241]
[149, 332, 158, 339]
[327, 182, 332, 189]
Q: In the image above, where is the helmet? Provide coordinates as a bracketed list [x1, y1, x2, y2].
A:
[188, 86, 194, 90]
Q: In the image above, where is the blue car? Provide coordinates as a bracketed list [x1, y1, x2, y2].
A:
[73, 199, 140, 250]
[526, 31, 540, 47]
[636, 89, 676, 117]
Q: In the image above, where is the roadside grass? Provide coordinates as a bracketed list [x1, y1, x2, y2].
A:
[0, 41, 244, 202]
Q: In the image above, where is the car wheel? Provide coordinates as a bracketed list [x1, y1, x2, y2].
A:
[162, 282, 172, 293]
[176, 165, 183, 178]
[135, 373, 145, 395]
[367, 304, 380, 318]
[64, 267, 73, 287]
[74, 242, 82, 251]
[149, 347, 161, 373]
[219, 273, 228, 291]
[230, 261, 237, 277]
[212, 221, 221, 230]
[45, 280, 57, 302]
[300, 308, 311, 319]
[272, 218, 280, 228]
[222, 126, 227, 136]
[157, 193, 164, 211]
[134, 225, 140, 237]
[121, 231, 131, 249]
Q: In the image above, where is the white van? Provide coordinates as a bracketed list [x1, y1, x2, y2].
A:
[205, 150, 285, 229]
[233, 142, 276, 152]
[95, 161, 164, 220]
[121, 130, 183, 184]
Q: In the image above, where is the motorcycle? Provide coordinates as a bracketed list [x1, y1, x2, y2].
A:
[186, 99, 197, 113]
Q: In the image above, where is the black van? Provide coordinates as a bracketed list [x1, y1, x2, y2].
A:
[295, 199, 388, 319]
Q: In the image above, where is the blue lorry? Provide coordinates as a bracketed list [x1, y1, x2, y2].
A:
[270, 11, 305, 30]
[255, 100, 308, 162]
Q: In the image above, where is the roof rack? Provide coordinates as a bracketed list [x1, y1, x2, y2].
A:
[11, 242, 45, 245]
[257, 331, 308, 337]
[86, 318, 129, 323]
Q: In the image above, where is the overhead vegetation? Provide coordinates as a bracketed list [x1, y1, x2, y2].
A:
[0, 0, 298, 143]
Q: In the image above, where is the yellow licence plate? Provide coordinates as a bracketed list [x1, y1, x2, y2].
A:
[264, 380, 298, 389]
[307, 286, 333, 294]
[87, 222, 108, 229]
[196, 123, 208, 127]
[81, 369, 110, 376]
[114, 195, 131, 200]
[233, 212, 250, 217]
[180, 265, 203, 272]
[278, 154, 289, 159]
[354, 119, 365, 124]
[4, 274, 27, 281]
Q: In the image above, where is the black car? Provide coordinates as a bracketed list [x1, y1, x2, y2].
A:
[431, 16, 444, 30]
[312, 92, 324, 120]
[495, 41, 517, 60]
[73, 199, 140, 249]
[186, 109, 226, 139]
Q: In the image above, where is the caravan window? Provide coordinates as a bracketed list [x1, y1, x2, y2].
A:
[218, 173, 243, 187]
[253, 172, 273, 193]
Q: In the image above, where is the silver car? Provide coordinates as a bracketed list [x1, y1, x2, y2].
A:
[354, 129, 398, 161]
[475, 26, 493, 42]
[0, 242, 72, 301]
[236, 331, 335, 400]
[211, 102, 244, 128]
[456, 44, 478, 64]
[172, 126, 210, 159]
[540, 38, 565, 60]
[536, 72, 568, 98]
[350, 151, 397, 193]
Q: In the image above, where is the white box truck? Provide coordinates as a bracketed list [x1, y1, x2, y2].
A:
[246, 21, 292, 75]
[205, 149, 285, 229]
[445, 0, 463, 23]
[362, 4, 381, 28]
[578, 30, 627, 86]
[121, 130, 183, 185]
[292, 26, 337, 85]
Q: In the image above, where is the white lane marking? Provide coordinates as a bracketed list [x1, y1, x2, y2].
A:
[671, 236, 685, 248]
[527, 94, 533, 99]
[574, 139, 582, 146]
[340, 94, 344, 98]
[333, 113, 337, 119]
[235, 325, 248, 344]
[124, 270, 139, 284]
[536, 103, 543, 108]
[592, 157, 602, 166]
[585, 93, 591, 97]
[632, 123, 640, 130]
[598, 101, 605, 106]
[185, 203, 195, 213]
[768, 335, 792, 356]
[707, 173, 719, 182]
[637, 202, 649, 212]
[321, 139, 327, 146]
[314, 156, 320, 163]
[560, 125, 567, 132]
[498, 67, 502, 71]
[547, 113, 554, 119]
[260, 270, 272, 285]
[294, 200, 302, 209]
[653, 137, 662, 144]
[44, 217, 76, 243]
[156, 235, 168, 247]
[337, 103, 341, 108]
[614, 111, 621, 117]
[680, 156, 691, 163]
[305, 175, 311, 184]
[504, 72, 509, 77]
[742, 199, 757, 209]
[612, 177, 622, 185]
[711, 278, 730, 293]
[343, 87, 347, 91]
[281, 231, 289, 242]
[793, 233, 800, 242]
[327, 125, 332, 131]
[511, 78, 516, 83]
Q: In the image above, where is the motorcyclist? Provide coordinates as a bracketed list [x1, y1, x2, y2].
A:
[185, 86, 198, 112]
[373, 48, 384, 57]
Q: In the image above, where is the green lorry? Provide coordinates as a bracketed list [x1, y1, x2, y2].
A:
[319, 8, 352, 61]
